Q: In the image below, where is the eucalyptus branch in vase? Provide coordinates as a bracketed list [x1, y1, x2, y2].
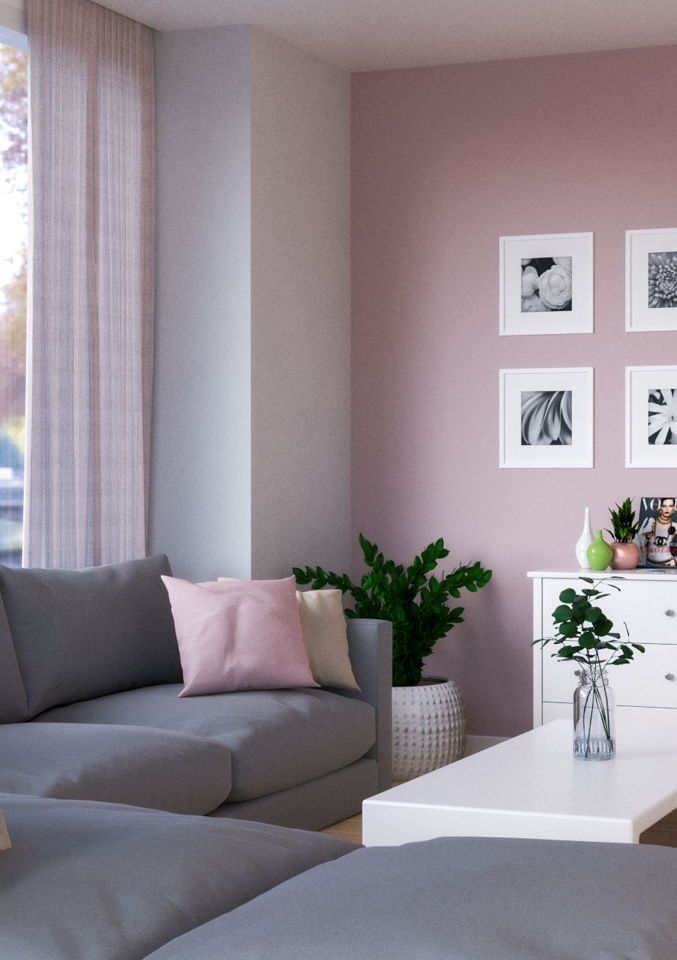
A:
[536, 577, 645, 759]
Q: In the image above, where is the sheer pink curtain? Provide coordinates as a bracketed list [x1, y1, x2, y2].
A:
[24, 0, 154, 568]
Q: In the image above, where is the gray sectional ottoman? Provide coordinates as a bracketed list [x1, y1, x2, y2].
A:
[0, 793, 356, 960]
[0, 555, 392, 828]
[2, 793, 677, 960]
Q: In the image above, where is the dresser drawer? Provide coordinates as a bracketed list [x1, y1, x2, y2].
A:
[541, 577, 677, 647]
[542, 643, 677, 709]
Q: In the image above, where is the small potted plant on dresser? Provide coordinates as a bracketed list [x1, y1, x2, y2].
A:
[607, 498, 640, 570]
[293, 535, 492, 781]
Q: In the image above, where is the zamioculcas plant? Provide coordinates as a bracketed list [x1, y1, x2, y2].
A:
[293, 534, 492, 687]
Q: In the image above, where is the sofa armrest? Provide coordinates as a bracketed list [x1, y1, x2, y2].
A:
[339, 619, 392, 793]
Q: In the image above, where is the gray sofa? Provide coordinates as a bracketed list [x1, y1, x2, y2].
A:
[0, 554, 392, 829]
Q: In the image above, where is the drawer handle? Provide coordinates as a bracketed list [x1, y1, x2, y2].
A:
[665, 609, 675, 617]
[666, 673, 675, 682]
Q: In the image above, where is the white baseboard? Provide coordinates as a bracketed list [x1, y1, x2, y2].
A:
[464, 735, 506, 756]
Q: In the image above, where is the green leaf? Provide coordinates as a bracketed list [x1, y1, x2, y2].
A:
[559, 588, 577, 603]
[552, 604, 572, 623]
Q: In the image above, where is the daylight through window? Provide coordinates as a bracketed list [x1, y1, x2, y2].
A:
[0, 39, 27, 566]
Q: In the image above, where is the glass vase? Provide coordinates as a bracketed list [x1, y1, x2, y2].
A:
[573, 668, 615, 760]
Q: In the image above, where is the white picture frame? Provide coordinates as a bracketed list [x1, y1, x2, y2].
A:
[499, 232, 593, 336]
[499, 368, 594, 468]
[626, 366, 677, 467]
[626, 229, 677, 332]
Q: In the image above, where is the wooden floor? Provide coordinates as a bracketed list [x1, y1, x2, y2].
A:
[321, 812, 362, 845]
[322, 807, 677, 847]
[639, 808, 677, 847]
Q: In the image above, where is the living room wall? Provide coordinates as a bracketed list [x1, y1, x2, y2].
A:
[352, 45, 677, 736]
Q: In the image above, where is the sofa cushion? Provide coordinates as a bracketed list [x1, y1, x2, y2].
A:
[0, 722, 231, 814]
[296, 589, 360, 691]
[36, 684, 376, 802]
[143, 836, 677, 960]
[0, 793, 355, 960]
[0, 554, 182, 717]
[162, 575, 317, 695]
[0, 593, 27, 723]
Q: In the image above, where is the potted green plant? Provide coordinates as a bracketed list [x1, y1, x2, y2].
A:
[536, 577, 645, 759]
[293, 534, 492, 779]
[607, 498, 640, 570]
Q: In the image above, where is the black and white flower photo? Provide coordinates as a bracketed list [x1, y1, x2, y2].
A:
[521, 390, 572, 446]
[648, 252, 677, 309]
[648, 388, 677, 445]
[521, 257, 572, 313]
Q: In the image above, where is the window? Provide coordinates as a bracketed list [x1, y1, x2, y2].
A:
[0, 37, 27, 566]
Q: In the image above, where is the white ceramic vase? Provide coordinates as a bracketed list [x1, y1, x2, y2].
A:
[391, 677, 466, 781]
[575, 507, 594, 569]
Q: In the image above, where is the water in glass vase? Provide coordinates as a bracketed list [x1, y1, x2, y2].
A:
[573, 669, 615, 760]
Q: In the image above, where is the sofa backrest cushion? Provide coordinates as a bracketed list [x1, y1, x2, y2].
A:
[0, 554, 182, 717]
[0, 593, 28, 723]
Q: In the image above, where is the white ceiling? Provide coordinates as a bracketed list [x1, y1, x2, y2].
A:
[98, 0, 677, 72]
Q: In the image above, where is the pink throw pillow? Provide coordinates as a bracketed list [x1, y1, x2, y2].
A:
[161, 575, 318, 696]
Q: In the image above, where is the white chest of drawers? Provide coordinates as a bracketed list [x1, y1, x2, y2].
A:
[530, 570, 677, 727]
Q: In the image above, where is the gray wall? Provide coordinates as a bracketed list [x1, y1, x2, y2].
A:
[151, 26, 351, 581]
[151, 27, 253, 579]
[251, 30, 351, 578]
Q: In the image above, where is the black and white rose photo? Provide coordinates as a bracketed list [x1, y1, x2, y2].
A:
[521, 257, 572, 313]
[521, 390, 572, 446]
[648, 252, 677, 309]
[648, 388, 677, 445]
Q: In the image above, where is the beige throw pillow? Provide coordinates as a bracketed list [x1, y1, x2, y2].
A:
[296, 589, 360, 691]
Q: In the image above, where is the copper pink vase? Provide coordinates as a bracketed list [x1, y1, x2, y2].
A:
[611, 541, 640, 570]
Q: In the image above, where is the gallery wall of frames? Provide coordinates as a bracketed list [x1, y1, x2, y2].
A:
[498, 229, 677, 470]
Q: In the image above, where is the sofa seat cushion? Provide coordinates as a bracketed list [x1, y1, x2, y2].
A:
[144, 837, 677, 960]
[0, 722, 231, 814]
[0, 793, 355, 960]
[36, 685, 376, 802]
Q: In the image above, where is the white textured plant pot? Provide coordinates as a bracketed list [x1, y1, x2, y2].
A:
[391, 677, 466, 781]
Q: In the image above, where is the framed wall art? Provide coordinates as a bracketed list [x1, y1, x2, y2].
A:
[499, 367, 594, 468]
[626, 228, 677, 332]
[626, 366, 677, 467]
[499, 232, 593, 336]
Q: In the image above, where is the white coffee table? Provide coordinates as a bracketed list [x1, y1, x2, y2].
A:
[363, 719, 677, 846]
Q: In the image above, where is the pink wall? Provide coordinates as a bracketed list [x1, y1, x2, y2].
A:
[351, 45, 677, 736]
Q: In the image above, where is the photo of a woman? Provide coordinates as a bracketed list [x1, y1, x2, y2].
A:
[637, 497, 677, 566]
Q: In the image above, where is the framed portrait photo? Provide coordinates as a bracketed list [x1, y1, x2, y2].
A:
[499, 367, 594, 468]
[626, 366, 677, 467]
[499, 232, 593, 336]
[626, 229, 677, 332]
